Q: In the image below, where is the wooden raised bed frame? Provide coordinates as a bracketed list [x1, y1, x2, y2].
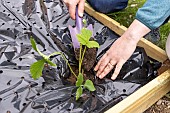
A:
[85, 3, 170, 113]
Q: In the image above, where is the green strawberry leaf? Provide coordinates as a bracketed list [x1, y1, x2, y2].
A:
[76, 86, 83, 100]
[84, 80, 96, 92]
[76, 73, 84, 87]
[30, 59, 45, 80]
[81, 28, 92, 41]
[86, 41, 100, 48]
[77, 34, 87, 45]
[76, 28, 92, 45]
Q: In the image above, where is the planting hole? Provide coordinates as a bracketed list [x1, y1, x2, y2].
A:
[19, 58, 22, 61]
[57, 67, 60, 70]
[139, 66, 142, 69]
[43, 48, 46, 51]
[37, 93, 40, 96]
[0, 70, 3, 74]
[37, 41, 41, 44]
[58, 100, 62, 103]
[123, 89, 126, 92]
[46, 70, 49, 73]
[67, 109, 71, 111]
[23, 103, 26, 106]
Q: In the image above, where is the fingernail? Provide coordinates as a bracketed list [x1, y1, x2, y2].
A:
[94, 68, 97, 71]
[79, 12, 83, 17]
[111, 76, 115, 80]
[99, 75, 102, 78]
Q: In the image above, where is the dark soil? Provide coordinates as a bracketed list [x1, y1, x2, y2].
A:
[65, 65, 95, 85]
[74, 46, 97, 71]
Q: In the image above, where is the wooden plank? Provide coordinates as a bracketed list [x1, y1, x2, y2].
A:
[105, 69, 170, 113]
[84, 3, 168, 62]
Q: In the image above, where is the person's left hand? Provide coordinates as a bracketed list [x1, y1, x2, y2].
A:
[94, 36, 137, 80]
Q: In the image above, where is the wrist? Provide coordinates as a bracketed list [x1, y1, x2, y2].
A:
[121, 19, 151, 44]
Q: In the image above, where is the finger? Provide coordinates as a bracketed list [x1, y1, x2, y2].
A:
[94, 53, 107, 71]
[78, 0, 85, 17]
[68, 3, 76, 19]
[111, 60, 125, 80]
[98, 62, 114, 79]
[96, 57, 110, 77]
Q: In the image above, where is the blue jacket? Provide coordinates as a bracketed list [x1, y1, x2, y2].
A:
[136, 0, 170, 30]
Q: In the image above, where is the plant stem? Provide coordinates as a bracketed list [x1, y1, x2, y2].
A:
[61, 53, 77, 78]
[79, 44, 82, 74]
[80, 46, 86, 68]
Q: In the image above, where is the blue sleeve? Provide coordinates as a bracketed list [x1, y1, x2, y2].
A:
[136, 0, 170, 30]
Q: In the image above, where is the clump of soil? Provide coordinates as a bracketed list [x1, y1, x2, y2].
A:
[65, 65, 95, 85]
[74, 46, 97, 71]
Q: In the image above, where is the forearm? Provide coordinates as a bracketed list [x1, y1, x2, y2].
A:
[121, 19, 151, 44]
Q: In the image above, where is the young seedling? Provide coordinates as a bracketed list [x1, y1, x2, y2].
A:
[30, 8, 99, 101]
[68, 8, 99, 100]
[75, 28, 99, 100]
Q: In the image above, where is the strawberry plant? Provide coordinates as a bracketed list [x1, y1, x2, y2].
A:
[30, 9, 99, 101]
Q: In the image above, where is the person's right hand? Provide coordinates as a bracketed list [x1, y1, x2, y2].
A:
[63, 0, 85, 19]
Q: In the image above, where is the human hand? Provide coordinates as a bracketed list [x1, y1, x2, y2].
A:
[94, 36, 137, 80]
[94, 19, 150, 80]
[63, 0, 85, 19]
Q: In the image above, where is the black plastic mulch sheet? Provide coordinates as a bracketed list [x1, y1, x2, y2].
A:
[0, 0, 161, 113]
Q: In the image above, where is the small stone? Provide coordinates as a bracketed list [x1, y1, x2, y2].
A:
[156, 100, 163, 106]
